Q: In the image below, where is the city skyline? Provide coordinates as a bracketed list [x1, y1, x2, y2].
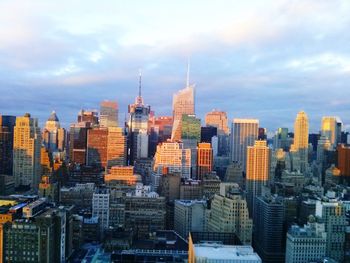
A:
[1, 0, 350, 132]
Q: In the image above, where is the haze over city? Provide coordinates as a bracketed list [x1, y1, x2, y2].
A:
[1, 0, 350, 132]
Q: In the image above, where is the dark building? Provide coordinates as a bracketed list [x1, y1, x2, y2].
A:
[254, 195, 285, 263]
[200, 126, 217, 143]
[309, 133, 320, 152]
[258, 127, 267, 140]
[338, 144, 350, 177]
[341, 131, 349, 144]
[0, 115, 16, 175]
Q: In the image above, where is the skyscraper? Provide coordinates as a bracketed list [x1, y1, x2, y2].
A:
[321, 116, 342, 147]
[100, 100, 118, 128]
[127, 72, 150, 164]
[231, 119, 259, 171]
[197, 143, 213, 180]
[0, 115, 16, 175]
[13, 113, 41, 190]
[43, 111, 65, 153]
[106, 127, 127, 168]
[171, 66, 195, 142]
[291, 111, 309, 173]
[246, 140, 270, 215]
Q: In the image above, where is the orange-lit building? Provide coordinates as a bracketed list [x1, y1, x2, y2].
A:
[41, 146, 52, 175]
[106, 127, 127, 168]
[105, 166, 138, 186]
[87, 128, 108, 168]
[246, 140, 270, 214]
[197, 143, 213, 180]
[205, 110, 229, 134]
[338, 144, 350, 177]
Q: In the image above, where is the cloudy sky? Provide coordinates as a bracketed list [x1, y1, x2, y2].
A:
[0, 0, 349, 133]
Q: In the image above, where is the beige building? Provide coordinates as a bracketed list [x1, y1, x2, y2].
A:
[291, 111, 309, 172]
[13, 113, 41, 190]
[321, 116, 341, 147]
[107, 127, 127, 167]
[205, 110, 229, 134]
[207, 188, 252, 245]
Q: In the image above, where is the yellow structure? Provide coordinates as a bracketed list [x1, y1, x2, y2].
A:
[13, 113, 41, 189]
[246, 140, 270, 181]
[105, 166, 138, 185]
[106, 127, 127, 167]
[291, 111, 309, 151]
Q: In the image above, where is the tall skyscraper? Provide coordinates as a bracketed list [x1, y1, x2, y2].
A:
[127, 72, 150, 164]
[246, 140, 270, 214]
[43, 111, 65, 153]
[205, 110, 230, 156]
[171, 66, 195, 141]
[231, 118, 259, 171]
[254, 195, 285, 263]
[13, 113, 41, 190]
[87, 128, 108, 168]
[291, 111, 309, 173]
[0, 115, 16, 175]
[100, 100, 118, 128]
[197, 143, 213, 180]
[321, 116, 342, 147]
[106, 127, 127, 168]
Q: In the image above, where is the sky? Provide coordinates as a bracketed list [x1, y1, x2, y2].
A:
[0, 0, 350, 133]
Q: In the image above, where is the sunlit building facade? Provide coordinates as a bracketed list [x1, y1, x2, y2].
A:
[13, 113, 41, 189]
[100, 100, 118, 128]
[197, 143, 213, 180]
[291, 111, 309, 173]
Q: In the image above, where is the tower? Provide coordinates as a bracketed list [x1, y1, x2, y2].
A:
[13, 113, 42, 190]
[291, 111, 309, 173]
[231, 119, 259, 171]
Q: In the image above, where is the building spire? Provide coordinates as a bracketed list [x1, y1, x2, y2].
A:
[138, 68, 142, 98]
[186, 59, 190, 88]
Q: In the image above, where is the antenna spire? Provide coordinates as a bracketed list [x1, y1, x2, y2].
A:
[186, 59, 190, 88]
[138, 69, 142, 98]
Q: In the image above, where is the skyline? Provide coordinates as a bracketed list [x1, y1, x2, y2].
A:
[1, 0, 350, 132]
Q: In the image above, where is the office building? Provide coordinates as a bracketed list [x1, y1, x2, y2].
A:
[207, 187, 252, 245]
[13, 113, 41, 190]
[153, 142, 191, 179]
[315, 200, 346, 262]
[321, 116, 342, 147]
[171, 78, 195, 142]
[231, 119, 259, 171]
[87, 127, 108, 168]
[273, 127, 291, 151]
[200, 126, 217, 143]
[106, 127, 127, 167]
[205, 110, 229, 134]
[43, 111, 65, 153]
[246, 140, 270, 214]
[290, 111, 309, 173]
[174, 200, 206, 239]
[100, 100, 118, 128]
[254, 195, 285, 263]
[92, 188, 110, 230]
[0, 115, 16, 175]
[285, 223, 327, 263]
[338, 144, 350, 177]
[197, 143, 213, 180]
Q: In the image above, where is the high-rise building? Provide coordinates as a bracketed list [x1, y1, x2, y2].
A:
[291, 111, 309, 173]
[200, 126, 217, 143]
[106, 127, 127, 167]
[337, 144, 350, 177]
[43, 111, 65, 153]
[13, 113, 41, 190]
[127, 72, 150, 164]
[0, 115, 16, 175]
[315, 200, 346, 262]
[197, 143, 213, 180]
[181, 114, 201, 142]
[87, 127, 108, 168]
[285, 223, 327, 263]
[254, 195, 285, 263]
[153, 142, 191, 179]
[205, 110, 229, 135]
[171, 73, 195, 142]
[246, 140, 270, 215]
[77, 109, 99, 125]
[273, 127, 291, 151]
[174, 200, 207, 239]
[207, 186, 253, 245]
[100, 100, 118, 128]
[231, 119, 259, 171]
[321, 116, 342, 147]
[205, 110, 230, 157]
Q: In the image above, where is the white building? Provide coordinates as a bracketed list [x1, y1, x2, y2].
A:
[189, 242, 261, 263]
[92, 188, 110, 230]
